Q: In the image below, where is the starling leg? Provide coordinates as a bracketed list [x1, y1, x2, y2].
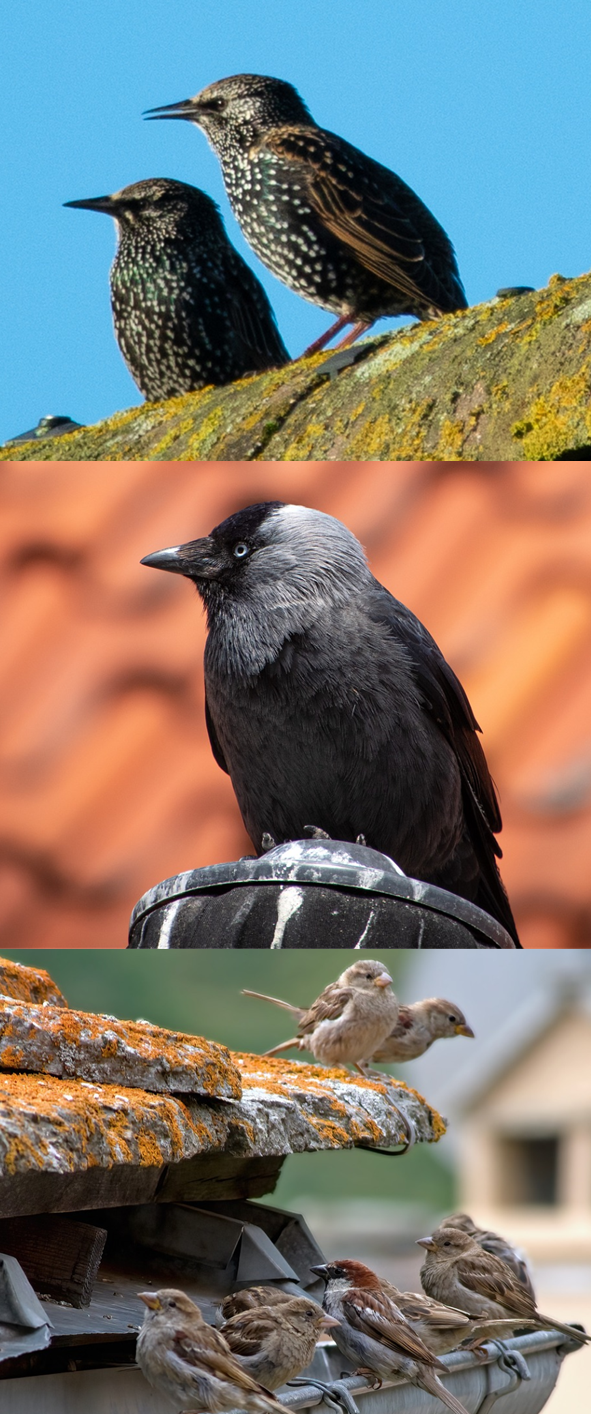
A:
[333, 320, 372, 349]
[300, 316, 352, 358]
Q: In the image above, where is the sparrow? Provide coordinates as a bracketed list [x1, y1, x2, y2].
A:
[244, 960, 398, 1074]
[438, 1214, 534, 1299]
[221, 1287, 296, 1319]
[137, 1289, 286, 1413]
[311, 1259, 471, 1414]
[221, 1295, 339, 1388]
[370, 999, 474, 1064]
[417, 1228, 588, 1345]
[379, 1281, 525, 1356]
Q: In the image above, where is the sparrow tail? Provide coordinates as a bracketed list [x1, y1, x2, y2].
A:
[538, 1315, 589, 1344]
[418, 1370, 471, 1414]
[243, 989, 305, 1020]
[262, 1036, 302, 1057]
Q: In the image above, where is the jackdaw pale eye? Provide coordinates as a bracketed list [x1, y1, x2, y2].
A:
[141, 501, 518, 944]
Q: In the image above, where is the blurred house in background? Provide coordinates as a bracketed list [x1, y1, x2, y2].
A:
[1, 460, 591, 947]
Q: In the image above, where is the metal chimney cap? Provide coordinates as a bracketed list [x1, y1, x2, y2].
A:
[129, 837, 516, 949]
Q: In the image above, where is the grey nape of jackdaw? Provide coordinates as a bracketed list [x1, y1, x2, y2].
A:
[141, 503, 519, 943]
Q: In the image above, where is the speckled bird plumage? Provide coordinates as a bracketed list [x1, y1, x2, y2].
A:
[148, 75, 467, 332]
[66, 178, 288, 400]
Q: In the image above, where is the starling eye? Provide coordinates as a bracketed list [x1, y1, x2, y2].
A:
[233, 542, 249, 559]
[202, 97, 226, 113]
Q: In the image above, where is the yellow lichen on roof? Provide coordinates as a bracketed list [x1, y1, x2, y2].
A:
[0, 998, 242, 1099]
[0, 957, 68, 1007]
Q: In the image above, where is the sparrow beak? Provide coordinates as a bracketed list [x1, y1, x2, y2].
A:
[138, 1291, 161, 1309]
[373, 973, 393, 988]
[310, 1264, 329, 1279]
[144, 97, 199, 122]
[320, 1314, 341, 1329]
[456, 1024, 475, 1038]
[416, 1237, 435, 1250]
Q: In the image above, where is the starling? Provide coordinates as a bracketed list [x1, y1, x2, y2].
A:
[147, 75, 468, 353]
[65, 178, 289, 400]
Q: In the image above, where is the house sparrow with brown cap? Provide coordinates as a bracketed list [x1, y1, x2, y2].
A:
[370, 1000, 474, 1064]
[137, 1289, 286, 1413]
[221, 1295, 339, 1388]
[438, 1214, 534, 1299]
[310, 1259, 471, 1414]
[418, 1228, 588, 1345]
[244, 960, 398, 1074]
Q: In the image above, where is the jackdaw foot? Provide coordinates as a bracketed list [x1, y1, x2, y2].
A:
[261, 833, 277, 852]
[303, 825, 332, 840]
[355, 834, 367, 846]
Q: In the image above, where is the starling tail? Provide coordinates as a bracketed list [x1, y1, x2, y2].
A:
[65, 177, 289, 400]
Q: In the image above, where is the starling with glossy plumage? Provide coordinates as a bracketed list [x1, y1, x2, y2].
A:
[147, 75, 468, 351]
[65, 178, 289, 400]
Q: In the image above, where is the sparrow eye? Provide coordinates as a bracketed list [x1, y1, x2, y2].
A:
[448, 1015, 457, 1023]
[233, 542, 250, 559]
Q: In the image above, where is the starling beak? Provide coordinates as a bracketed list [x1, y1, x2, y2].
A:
[149, 73, 468, 353]
[144, 98, 199, 121]
[66, 176, 289, 399]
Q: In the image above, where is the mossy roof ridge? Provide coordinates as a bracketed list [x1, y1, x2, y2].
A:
[0, 1058, 443, 1178]
[3, 271, 591, 462]
[0, 956, 67, 1008]
[0, 998, 242, 1099]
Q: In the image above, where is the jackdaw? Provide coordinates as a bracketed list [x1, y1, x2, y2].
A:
[141, 502, 519, 943]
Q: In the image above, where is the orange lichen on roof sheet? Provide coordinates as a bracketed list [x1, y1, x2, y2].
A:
[1, 460, 590, 947]
[0, 998, 242, 1098]
[0, 955, 67, 1006]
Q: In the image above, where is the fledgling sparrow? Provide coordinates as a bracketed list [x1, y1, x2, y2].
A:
[370, 999, 474, 1064]
[438, 1213, 534, 1299]
[244, 960, 398, 1073]
[136, 1288, 286, 1413]
[311, 1259, 471, 1414]
[221, 1295, 339, 1388]
[418, 1228, 588, 1345]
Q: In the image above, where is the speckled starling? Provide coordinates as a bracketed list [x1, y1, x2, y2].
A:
[147, 75, 468, 352]
[65, 178, 289, 400]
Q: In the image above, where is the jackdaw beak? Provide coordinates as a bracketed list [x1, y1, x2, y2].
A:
[141, 536, 221, 580]
[144, 97, 200, 123]
[416, 1236, 435, 1250]
[64, 195, 116, 214]
[456, 1023, 475, 1038]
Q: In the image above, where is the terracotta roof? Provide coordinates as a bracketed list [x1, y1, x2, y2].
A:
[1, 460, 590, 948]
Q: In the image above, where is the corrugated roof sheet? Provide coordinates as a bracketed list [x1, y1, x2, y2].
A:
[1, 460, 590, 947]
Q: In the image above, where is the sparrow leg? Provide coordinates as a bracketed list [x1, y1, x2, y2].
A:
[352, 1367, 382, 1389]
[333, 321, 373, 349]
[300, 316, 351, 358]
[303, 825, 332, 840]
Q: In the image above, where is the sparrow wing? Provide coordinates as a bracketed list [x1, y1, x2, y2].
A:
[343, 1289, 445, 1368]
[222, 1310, 279, 1355]
[171, 1326, 276, 1395]
[257, 126, 465, 315]
[298, 983, 355, 1034]
[398, 1293, 472, 1329]
[455, 1255, 536, 1319]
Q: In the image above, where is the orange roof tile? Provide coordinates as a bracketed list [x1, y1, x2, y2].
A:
[1, 460, 590, 948]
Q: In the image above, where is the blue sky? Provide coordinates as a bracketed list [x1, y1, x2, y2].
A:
[2, 1, 590, 443]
